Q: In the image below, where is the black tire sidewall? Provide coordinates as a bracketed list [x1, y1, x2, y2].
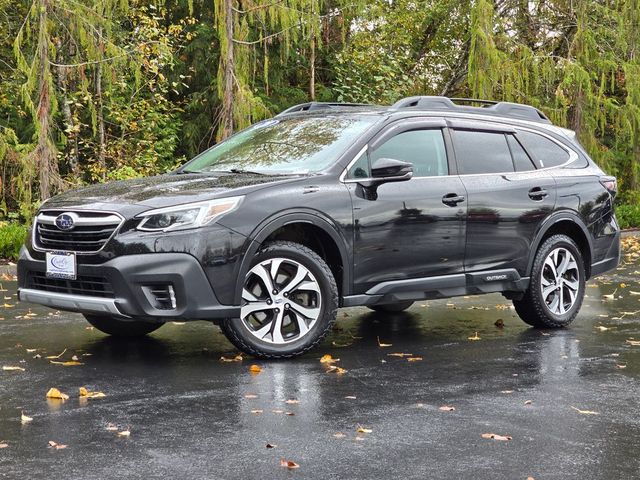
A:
[224, 241, 338, 358]
[529, 235, 586, 326]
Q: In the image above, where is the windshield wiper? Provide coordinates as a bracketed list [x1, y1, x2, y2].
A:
[229, 168, 270, 175]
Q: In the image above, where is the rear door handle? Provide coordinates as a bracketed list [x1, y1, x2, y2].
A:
[442, 193, 465, 206]
[528, 187, 548, 200]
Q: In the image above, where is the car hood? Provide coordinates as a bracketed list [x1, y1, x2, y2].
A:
[42, 173, 305, 216]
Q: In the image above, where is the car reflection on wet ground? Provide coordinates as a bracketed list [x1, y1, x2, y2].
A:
[1, 239, 640, 479]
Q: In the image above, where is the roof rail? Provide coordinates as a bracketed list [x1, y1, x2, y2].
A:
[390, 96, 552, 124]
[277, 102, 373, 116]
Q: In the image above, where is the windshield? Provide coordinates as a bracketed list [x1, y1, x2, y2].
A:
[182, 115, 378, 175]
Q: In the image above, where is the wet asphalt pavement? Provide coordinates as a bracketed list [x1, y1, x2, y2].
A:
[2, 245, 640, 479]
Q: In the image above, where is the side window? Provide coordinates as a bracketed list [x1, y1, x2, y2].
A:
[369, 129, 448, 177]
[506, 135, 536, 172]
[516, 131, 570, 168]
[346, 149, 370, 179]
[453, 130, 514, 174]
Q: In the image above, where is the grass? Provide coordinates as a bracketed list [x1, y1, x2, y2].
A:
[615, 204, 640, 230]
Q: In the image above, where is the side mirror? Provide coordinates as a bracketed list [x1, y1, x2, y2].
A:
[370, 158, 413, 183]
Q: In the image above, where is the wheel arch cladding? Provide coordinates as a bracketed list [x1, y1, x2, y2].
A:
[233, 213, 350, 304]
[528, 214, 593, 279]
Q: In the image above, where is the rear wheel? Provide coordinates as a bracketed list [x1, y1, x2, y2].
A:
[368, 301, 414, 313]
[513, 234, 585, 328]
[220, 241, 338, 359]
[84, 314, 163, 337]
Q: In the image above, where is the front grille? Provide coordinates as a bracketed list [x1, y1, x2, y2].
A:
[34, 210, 123, 253]
[26, 272, 115, 298]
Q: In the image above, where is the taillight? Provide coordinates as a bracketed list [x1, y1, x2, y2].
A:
[600, 176, 617, 198]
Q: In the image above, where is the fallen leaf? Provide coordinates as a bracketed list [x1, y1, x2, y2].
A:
[524, 400, 533, 405]
[220, 355, 243, 362]
[0, 442, 7, 448]
[571, 406, 599, 415]
[439, 405, 455, 412]
[407, 356, 423, 362]
[249, 364, 262, 374]
[79, 387, 106, 399]
[71, 355, 79, 361]
[105, 424, 118, 431]
[25, 348, 37, 353]
[595, 325, 613, 332]
[356, 425, 372, 434]
[280, 459, 300, 469]
[616, 364, 627, 369]
[603, 289, 618, 300]
[244, 394, 258, 399]
[46, 388, 69, 400]
[117, 430, 131, 437]
[377, 336, 392, 347]
[266, 443, 277, 449]
[327, 365, 347, 374]
[626, 340, 640, 346]
[320, 354, 339, 364]
[2, 365, 25, 372]
[344, 396, 357, 400]
[45, 348, 67, 360]
[333, 432, 346, 439]
[468, 332, 481, 341]
[285, 399, 299, 404]
[21, 411, 33, 424]
[251, 409, 263, 414]
[494, 319, 505, 328]
[501, 390, 514, 394]
[48, 440, 67, 450]
[2, 303, 14, 308]
[481, 433, 512, 441]
[629, 291, 640, 296]
[284, 412, 295, 416]
[387, 353, 413, 357]
[49, 360, 83, 366]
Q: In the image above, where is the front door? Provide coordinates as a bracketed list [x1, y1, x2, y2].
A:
[345, 121, 467, 293]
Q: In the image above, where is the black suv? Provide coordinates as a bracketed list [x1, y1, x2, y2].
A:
[17, 96, 621, 358]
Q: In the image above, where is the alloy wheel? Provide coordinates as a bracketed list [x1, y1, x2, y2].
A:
[241, 258, 322, 344]
[540, 247, 580, 315]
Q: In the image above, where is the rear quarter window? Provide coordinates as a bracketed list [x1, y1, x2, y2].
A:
[516, 131, 570, 168]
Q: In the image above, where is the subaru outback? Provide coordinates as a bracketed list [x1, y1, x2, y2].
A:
[17, 96, 621, 358]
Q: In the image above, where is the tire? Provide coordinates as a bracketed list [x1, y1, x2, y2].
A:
[84, 314, 163, 337]
[513, 234, 586, 328]
[220, 241, 339, 359]
[368, 301, 414, 313]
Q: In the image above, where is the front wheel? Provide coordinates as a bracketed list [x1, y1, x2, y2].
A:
[513, 234, 586, 328]
[220, 241, 338, 359]
[84, 314, 163, 337]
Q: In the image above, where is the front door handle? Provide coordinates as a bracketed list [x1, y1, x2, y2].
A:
[528, 187, 548, 200]
[442, 193, 465, 206]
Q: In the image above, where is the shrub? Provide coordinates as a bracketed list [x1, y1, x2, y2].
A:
[615, 204, 640, 230]
[0, 222, 28, 260]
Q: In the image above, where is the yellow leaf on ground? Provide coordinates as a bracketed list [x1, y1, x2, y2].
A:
[481, 433, 512, 441]
[320, 354, 339, 364]
[327, 365, 347, 374]
[407, 356, 423, 362]
[280, 459, 300, 469]
[439, 405, 455, 411]
[468, 332, 481, 341]
[48, 440, 67, 449]
[603, 289, 617, 300]
[387, 353, 413, 357]
[629, 291, 640, 296]
[571, 406, 599, 415]
[377, 336, 392, 347]
[45, 348, 67, 360]
[626, 339, 640, 346]
[0, 442, 7, 448]
[46, 387, 69, 400]
[249, 364, 262, 373]
[220, 355, 243, 362]
[21, 411, 33, 424]
[117, 430, 131, 437]
[79, 387, 106, 399]
[595, 326, 614, 332]
[356, 425, 372, 434]
[49, 360, 83, 366]
[251, 409, 263, 414]
[2, 365, 25, 372]
[285, 399, 300, 404]
[244, 394, 258, 399]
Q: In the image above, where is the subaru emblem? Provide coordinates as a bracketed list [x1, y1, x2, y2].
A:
[55, 213, 76, 231]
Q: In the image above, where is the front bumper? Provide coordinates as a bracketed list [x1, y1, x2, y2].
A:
[17, 247, 240, 320]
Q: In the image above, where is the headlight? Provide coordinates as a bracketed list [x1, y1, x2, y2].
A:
[136, 196, 243, 232]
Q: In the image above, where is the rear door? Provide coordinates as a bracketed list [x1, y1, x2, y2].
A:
[450, 121, 557, 276]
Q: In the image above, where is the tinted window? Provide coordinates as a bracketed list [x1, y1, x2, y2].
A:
[453, 130, 514, 174]
[370, 129, 448, 177]
[346, 149, 370, 179]
[506, 135, 536, 171]
[516, 131, 570, 168]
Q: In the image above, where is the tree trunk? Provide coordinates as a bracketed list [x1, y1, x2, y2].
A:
[55, 37, 80, 177]
[95, 26, 107, 181]
[35, 0, 59, 200]
[220, 0, 235, 140]
[310, 35, 316, 101]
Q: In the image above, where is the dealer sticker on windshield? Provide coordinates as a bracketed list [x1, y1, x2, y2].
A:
[46, 251, 76, 280]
